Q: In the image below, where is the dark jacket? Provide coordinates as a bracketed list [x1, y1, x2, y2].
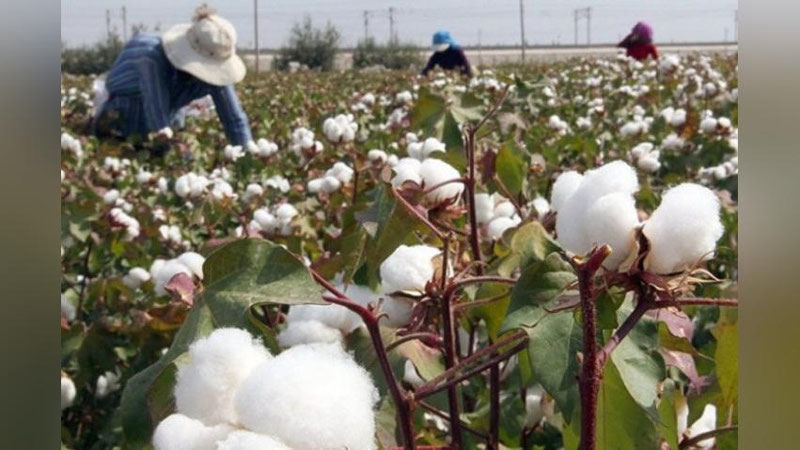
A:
[421, 46, 472, 77]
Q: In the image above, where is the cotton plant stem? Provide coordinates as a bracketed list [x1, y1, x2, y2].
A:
[652, 297, 739, 308]
[311, 270, 417, 449]
[439, 236, 463, 449]
[575, 245, 611, 450]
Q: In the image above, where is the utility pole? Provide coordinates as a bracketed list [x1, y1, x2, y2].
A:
[478, 28, 483, 66]
[574, 7, 591, 46]
[253, 0, 260, 73]
[519, 0, 526, 62]
[122, 6, 127, 41]
[106, 9, 111, 41]
[734, 9, 738, 42]
[363, 11, 369, 40]
[388, 7, 395, 43]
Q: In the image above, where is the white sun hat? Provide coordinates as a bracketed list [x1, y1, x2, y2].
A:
[162, 7, 246, 86]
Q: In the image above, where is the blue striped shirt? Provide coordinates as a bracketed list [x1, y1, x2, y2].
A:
[102, 33, 252, 145]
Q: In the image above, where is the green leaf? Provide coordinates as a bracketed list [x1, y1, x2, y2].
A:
[595, 359, 660, 449]
[496, 221, 561, 277]
[495, 139, 526, 197]
[521, 312, 582, 423]
[409, 87, 446, 132]
[657, 380, 680, 450]
[713, 319, 738, 409]
[468, 282, 511, 341]
[507, 252, 576, 316]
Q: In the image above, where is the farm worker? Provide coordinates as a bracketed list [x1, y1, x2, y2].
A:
[617, 21, 660, 61]
[421, 30, 472, 77]
[92, 6, 252, 148]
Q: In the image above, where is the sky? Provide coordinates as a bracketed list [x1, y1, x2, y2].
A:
[61, 0, 739, 49]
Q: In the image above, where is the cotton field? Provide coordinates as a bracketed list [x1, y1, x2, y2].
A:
[61, 52, 738, 450]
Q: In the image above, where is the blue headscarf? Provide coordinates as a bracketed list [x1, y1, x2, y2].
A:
[432, 30, 458, 50]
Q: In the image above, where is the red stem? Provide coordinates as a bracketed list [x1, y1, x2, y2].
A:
[391, 187, 445, 240]
[439, 235, 463, 448]
[312, 270, 417, 449]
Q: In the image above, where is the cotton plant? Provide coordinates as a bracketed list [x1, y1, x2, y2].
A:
[175, 172, 210, 199]
[307, 162, 354, 195]
[247, 138, 279, 157]
[547, 115, 570, 135]
[61, 132, 83, 160]
[61, 374, 77, 410]
[378, 244, 443, 327]
[475, 192, 522, 239]
[223, 144, 244, 162]
[698, 157, 738, 184]
[108, 207, 140, 241]
[263, 175, 291, 193]
[249, 203, 298, 237]
[323, 113, 358, 143]
[289, 127, 324, 157]
[630, 142, 661, 173]
[149, 251, 205, 296]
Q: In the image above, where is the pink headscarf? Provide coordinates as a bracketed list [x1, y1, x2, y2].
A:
[631, 21, 653, 43]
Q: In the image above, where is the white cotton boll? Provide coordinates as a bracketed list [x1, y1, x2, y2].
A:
[403, 359, 425, 388]
[153, 259, 193, 296]
[662, 133, 685, 151]
[584, 193, 640, 269]
[278, 320, 343, 347]
[210, 180, 236, 201]
[550, 171, 584, 212]
[406, 141, 424, 160]
[158, 177, 169, 194]
[150, 259, 166, 280]
[576, 116, 592, 129]
[685, 404, 717, 449]
[556, 161, 639, 256]
[391, 157, 422, 187]
[638, 155, 661, 173]
[61, 294, 76, 322]
[700, 117, 718, 133]
[323, 114, 358, 143]
[136, 170, 153, 184]
[531, 196, 550, 217]
[381, 296, 414, 328]
[630, 142, 654, 159]
[642, 183, 723, 274]
[152, 414, 234, 450]
[175, 328, 272, 426]
[396, 90, 413, 103]
[274, 204, 297, 221]
[419, 158, 464, 203]
[493, 199, 516, 218]
[234, 343, 378, 450]
[158, 126, 174, 139]
[103, 189, 120, 205]
[669, 108, 687, 127]
[242, 183, 263, 202]
[216, 430, 291, 450]
[264, 175, 290, 193]
[253, 208, 278, 232]
[320, 175, 342, 193]
[307, 178, 324, 194]
[474, 193, 494, 225]
[421, 137, 446, 158]
[178, 252, 205, 279]
[61, 376, 76, 410]
[380, 244, 441, 294]
[159, 224, 182, 245]
[367, 149, 387, 163]
[525, 385, 546, 428]
[285, 284, 375, 335]
[328, 162, 354, 183]
[717, 117, 732, 130]
[95, 371, 121, 399]
[223, 145, 244, 162]
[387, 154, 399, 167]
[122, 267, 151, 289]
[487, 215, 522, 240]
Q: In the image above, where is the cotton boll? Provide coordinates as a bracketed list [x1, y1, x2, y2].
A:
[253, 209, 278, 232]
[493, 198, 516, 218]
[421, 137, 446, 158]
[550, 171, 583, 212]
[584, 193, 640, 269]
[524, 385, 546, 428]
[61, 294, 76, 322]
[235, 343, 378, 450]
[275, 203, 298, 222]
[95, 371, 121, 399]
[406, 141, 424, 160]
[328, 162, 354, 183]
[637, 155, 661, 173]
[391, 157, 422, 187]
[367, 149, 387, 163]
[381, 296, 415, 328]
[403, 359, 425, 388]
[531, 196, 550, 217]
[380, 245, 441, 294]
[122, 267, 151, 289]
[103, 189, 120, 205]
[685, 404, 717, 449]
[174, 328, 272, 426]
[153, 259, 192, 295]
[662, 133, 685, 151]
[278, 320, 343, 347]
[307, 178, 324, 194]
[137, 170, 153, 184]
[700, 117, 718, 133]
[475, 193, 495, 225]
[152, 414, 234, 450]
[669, 109, 687, 127]
[177, 252, 205, 279]
[61, 375, 76, 410]
[487, 215, 521, 239]
[419, 158, 464, 203]
[630, 142, 654, 159]
[642, 183, 723, 274]
[216, 430, 291, 450]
